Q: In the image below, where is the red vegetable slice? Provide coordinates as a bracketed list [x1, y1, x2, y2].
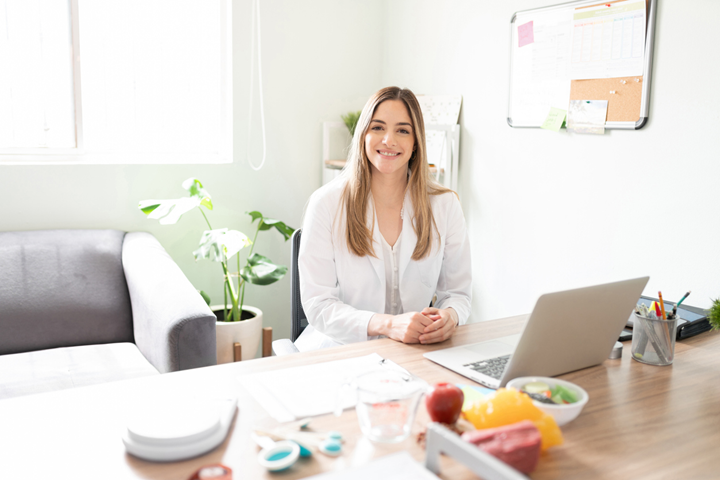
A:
[461, 420, 541, 474]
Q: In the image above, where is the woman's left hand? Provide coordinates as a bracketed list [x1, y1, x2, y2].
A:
[418, 307, 458, 344]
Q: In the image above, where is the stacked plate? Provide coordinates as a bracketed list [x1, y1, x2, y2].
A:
[122, 398, 238, 462]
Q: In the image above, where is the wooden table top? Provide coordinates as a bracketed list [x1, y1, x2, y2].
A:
[2, 316, 719, 480]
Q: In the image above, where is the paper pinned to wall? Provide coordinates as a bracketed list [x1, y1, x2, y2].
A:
[569, 0, 646, 80]
[567, 100, 608, 134]
[540, 107, 567, 132]
[518, 21, 535, 47]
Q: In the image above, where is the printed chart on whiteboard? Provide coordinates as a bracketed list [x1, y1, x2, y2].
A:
[569, 1, 645, 80]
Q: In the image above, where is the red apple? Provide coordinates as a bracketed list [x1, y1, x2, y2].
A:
[425, 382, 464, 424]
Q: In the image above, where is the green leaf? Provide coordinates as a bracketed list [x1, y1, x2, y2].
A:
[139, 201, 161, 215]
[193, 228, 252, 262]
[247, 211, 263, 223]
[139, 196, 202, 225]
[246, 211, 295, 241]
[138, 178, 214, 224]
[199, 290, 211, 306]
[200, 197, 213, 210]
[341, 110, 362, 136]
[240, 253, 288, 285]
[709, 298, 720, 331]
[182, 177, 213, 211]
[182, 177, 204, 197]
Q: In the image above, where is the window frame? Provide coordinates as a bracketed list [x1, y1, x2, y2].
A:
[0, 0, 233, 166]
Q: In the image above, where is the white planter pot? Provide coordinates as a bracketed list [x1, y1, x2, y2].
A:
[212, 305, 263, 364]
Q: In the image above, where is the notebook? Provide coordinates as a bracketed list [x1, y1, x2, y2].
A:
[423, 277, 649, 389]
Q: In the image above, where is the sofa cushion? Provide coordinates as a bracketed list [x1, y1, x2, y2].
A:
[0, 230, 134, 355]
[0, 343, 159, 400]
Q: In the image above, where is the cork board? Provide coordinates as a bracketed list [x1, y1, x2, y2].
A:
[508, 0, 657, 129]
[569, 76, 643, 122]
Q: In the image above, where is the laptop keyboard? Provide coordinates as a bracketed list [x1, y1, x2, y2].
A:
[464, 355, 511, 380]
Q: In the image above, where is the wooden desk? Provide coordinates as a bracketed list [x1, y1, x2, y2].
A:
[2, 317, 719, 479]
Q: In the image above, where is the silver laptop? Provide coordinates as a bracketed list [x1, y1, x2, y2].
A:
[424, 277, 649, 388]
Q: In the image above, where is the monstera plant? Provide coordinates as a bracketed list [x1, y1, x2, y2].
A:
[139, 178, 294, 323]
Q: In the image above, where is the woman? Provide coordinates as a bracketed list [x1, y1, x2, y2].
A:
[295, 86, 471, 351]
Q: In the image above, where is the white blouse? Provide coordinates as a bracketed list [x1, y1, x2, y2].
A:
[295, 176, 472, 351]
[380, 232, 403, 316]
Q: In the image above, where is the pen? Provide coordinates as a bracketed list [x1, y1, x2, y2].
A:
[653, 301, 662, 318]
[673, 291, 691, 315]
[658, 291, 667, 320]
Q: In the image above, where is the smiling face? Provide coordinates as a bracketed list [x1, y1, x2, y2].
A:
[364, 99, 416, 179]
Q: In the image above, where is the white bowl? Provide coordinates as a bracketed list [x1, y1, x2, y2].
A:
[506, 377, 589, 427]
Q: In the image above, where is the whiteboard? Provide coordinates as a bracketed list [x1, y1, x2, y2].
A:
[508, 0, 657, 130]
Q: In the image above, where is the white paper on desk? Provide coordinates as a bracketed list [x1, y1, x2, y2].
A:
[569, 0, 645, 80]
[239, 353, 409, 423]
[302, 451, 440, 480]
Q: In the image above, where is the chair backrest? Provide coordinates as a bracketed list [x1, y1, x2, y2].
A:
[291, 228, 308, 342]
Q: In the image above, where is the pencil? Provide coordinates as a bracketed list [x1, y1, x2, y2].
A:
[658, 291, 667, 320]
[658, 291, 673, 353]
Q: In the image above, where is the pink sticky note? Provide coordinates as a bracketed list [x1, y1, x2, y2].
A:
[518, 21, 534, 48]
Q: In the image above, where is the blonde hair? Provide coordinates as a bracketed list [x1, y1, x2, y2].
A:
[340, 86, 452, 261]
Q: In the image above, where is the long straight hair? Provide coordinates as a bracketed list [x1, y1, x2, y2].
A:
[340, 86, 452, 261]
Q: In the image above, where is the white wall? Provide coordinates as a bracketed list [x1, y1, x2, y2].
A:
[381, 0, 720, 320]
[0, 0, 384, 347]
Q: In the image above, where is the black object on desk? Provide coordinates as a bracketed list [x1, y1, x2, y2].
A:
[619, 329, 633, 342]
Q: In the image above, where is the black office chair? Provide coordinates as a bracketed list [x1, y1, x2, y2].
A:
[290, 228, 308, 341]
[272, 228, 306, 355]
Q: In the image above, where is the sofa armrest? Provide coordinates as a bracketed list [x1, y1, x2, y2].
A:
[122, 232, 216, 373]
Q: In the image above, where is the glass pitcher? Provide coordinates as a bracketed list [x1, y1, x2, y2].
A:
[336, 369, 427, 444]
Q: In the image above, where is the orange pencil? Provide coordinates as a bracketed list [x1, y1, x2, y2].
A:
[658, 291, 667, 320]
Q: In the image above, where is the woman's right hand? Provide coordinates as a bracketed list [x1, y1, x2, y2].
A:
[369, 312, 439, 344]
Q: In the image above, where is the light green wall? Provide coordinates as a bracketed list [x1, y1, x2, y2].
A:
[0, 0, 385, 352]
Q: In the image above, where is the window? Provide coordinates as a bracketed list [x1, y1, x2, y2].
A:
[0, 0, 232, 165]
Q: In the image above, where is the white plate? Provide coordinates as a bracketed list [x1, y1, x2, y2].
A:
[506, 377, 589, 426]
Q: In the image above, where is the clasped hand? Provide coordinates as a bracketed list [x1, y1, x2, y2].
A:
[387, 307, 458, 344]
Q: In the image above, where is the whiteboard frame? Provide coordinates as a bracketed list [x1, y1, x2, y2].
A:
[507, 0, 657, 130]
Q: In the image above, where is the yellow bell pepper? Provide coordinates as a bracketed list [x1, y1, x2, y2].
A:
[462, 387, 563, 451]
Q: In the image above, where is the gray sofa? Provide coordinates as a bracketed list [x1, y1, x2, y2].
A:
[0, 229, 217, 400]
